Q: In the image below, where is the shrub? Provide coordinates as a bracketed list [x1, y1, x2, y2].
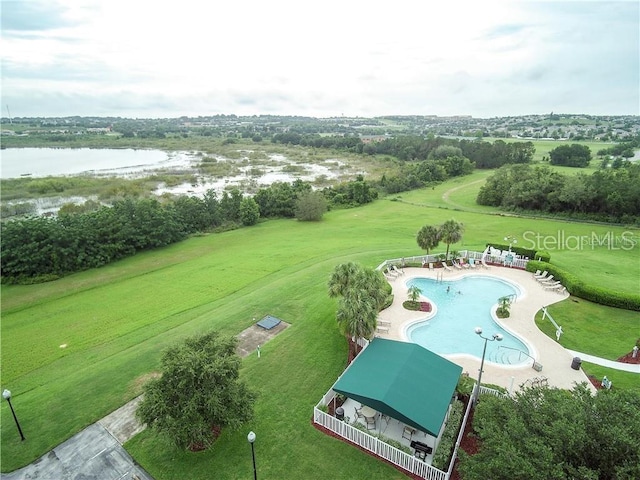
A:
[432, 400, 464, 470]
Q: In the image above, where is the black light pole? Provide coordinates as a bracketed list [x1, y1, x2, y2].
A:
[473, 327, 502, 406]
[3, 389, 25, 441]
[247, 431, 257, 480]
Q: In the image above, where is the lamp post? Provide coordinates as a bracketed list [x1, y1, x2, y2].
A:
[473, 327, 502, 406]
[2, 389, 25, 441]
[247, 431, 257, 480]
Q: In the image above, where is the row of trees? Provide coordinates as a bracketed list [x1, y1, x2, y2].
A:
[1, 174, 379, 282]
[272, 131, 535, 168]
[459, 384, 640, 480]
[416, 219, 465, 259]
[476, 163, 640, 223]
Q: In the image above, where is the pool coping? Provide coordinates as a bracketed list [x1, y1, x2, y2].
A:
[377, 266, 596, 394]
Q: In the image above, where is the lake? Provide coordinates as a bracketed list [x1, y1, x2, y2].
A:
[0, 148, 346, 215]
[0, 148, 196, 179]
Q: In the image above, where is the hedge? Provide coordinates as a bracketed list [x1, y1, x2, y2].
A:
[526, 260, 640, 311]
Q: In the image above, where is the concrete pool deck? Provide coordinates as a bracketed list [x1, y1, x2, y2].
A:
[377, 265, 597, 394]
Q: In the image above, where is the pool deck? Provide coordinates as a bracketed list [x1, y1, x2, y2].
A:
[377, 265, 597, 394]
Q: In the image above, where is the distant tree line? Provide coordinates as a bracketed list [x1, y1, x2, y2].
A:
[0, 177, 378, 283]
[273, 133, 535, 168]
[477, 163, 640, 223]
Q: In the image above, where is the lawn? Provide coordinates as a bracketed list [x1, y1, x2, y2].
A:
[1, 180, 638, 476]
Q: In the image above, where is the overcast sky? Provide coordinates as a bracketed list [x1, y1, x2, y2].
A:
[1, 0, 638, 119]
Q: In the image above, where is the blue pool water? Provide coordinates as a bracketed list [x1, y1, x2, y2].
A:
[405, 276, 531, 365]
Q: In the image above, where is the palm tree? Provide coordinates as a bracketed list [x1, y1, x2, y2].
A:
[328, 263, 389, 361]
[416, 225, 440, 255]
[439, 219, 464, 260]
[327, 262, 359, 298]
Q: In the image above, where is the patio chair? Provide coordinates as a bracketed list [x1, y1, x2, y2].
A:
[537, 274, 554, 284]
[391, 265, 404, 275]
[443, 263, 453, 272]
[402, 425, 416, 441]
[452, 260, 462, 270]
[365, 415, 376, 430]
[354, 405, 364, 420]
[428, 262, 434, 271]
[468, 258, 477, 269]
[543, 281, 562, 290]
[534, 270, 548, 280]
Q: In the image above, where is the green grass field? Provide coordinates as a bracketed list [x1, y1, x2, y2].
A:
[1, 177, 638, 477]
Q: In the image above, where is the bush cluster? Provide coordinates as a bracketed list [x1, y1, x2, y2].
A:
[431, 400, 464, 470]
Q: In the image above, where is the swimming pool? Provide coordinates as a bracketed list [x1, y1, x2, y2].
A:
[405, 276, 531, 365]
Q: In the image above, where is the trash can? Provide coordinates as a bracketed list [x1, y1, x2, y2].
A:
[571, 357, 582, 370]
[335, 407, 345, 421]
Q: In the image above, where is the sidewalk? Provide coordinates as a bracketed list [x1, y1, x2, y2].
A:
[566, 350, 640, 373]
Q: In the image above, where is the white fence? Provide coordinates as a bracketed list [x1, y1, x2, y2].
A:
[313, 405, 449, 480]
[378, 249, 529, 271]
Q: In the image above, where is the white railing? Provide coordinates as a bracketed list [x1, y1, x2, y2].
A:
[314, 406, 448, 480]
[377, 250, 529, 271]
[478, 385, 510, 398]
[446, 392, 475, 478]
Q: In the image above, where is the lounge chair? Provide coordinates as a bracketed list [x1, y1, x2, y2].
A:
[443, 263, 453, 272]
[533, 269, 542, 277]
[391, 265, 404, 275]
[428, 262, 434, 271]
[452, 260, 462, 270]
[543, 281, 562, 290]
[538, 275, 555, 284]
[468, 258, 477, 269]
[534, 270, 548, 280]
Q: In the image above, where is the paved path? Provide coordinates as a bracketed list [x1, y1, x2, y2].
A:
[566, 350, 640, 373]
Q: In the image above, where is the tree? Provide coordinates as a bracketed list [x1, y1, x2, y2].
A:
[458, 384, 640, 480]
[328, 262, 389, 359]
[439, 219, 464, 260]
[294, 191, 327, 221]
[416, 225, 440, 254]
[549, 144, 592, 167]
[136, 331, 257, 450]
[239, 197, 260, 226]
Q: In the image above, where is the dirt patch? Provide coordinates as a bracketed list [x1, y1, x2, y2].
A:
[617, 343, 640, 364]
[235, 321, 290, 358]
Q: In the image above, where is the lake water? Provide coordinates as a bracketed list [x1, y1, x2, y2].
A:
[0, 148, 346, 215]
[0, 148, 196, 179]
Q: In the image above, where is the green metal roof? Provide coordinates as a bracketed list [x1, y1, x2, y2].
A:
[332, 338, 463, 437]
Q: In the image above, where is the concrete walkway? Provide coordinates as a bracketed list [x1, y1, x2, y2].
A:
[567, 350, 640, 373]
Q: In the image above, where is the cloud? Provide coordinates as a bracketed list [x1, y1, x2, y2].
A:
[1, 0, 638, 118]
[0, 0, 73, 32]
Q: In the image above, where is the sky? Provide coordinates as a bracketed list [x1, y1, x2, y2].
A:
[1, 0, 638, 119]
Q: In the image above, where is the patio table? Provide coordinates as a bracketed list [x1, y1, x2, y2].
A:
[360, 406, 377, 419]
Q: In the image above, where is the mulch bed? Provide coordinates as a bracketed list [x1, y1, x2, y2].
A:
[402, 301, 432, 312]
[617, 345, 640, 365]
[418, 302, 432, 312]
